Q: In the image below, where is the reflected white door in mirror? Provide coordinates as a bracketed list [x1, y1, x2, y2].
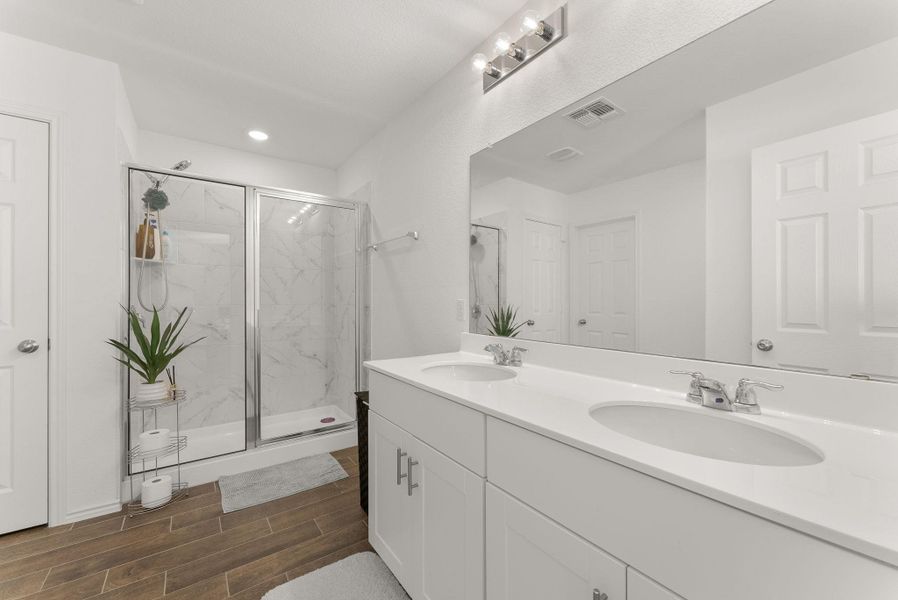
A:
[752, 108, 898, 381]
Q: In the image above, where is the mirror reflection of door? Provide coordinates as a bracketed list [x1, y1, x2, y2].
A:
[574, 217, 637, 350]
[752, 108, 898, 380]
[522, 218, 563, 342]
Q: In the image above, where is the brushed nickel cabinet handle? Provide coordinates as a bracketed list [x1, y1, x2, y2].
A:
[396, 448, 407, 485]
[407, 457, 419, 496]
[593, 589, 608, 600]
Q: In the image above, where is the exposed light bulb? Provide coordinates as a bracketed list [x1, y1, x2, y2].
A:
[248, 129, 269, 141]
[494, 32, 512, 54]
[520, 10, 541, 34]
[471, 53, 489, 73]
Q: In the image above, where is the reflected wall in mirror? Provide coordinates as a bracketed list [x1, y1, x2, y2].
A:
[469, 0, 898, 381]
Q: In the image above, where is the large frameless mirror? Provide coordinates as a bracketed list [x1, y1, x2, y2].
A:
[469, 0, 898, 381]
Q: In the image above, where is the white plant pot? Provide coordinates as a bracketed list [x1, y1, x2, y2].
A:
[136, 381, 171, 402]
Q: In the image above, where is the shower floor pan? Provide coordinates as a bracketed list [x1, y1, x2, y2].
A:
[131, 404, 355, 473]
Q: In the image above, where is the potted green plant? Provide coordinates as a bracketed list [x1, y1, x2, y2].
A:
[485, 305, 526, 338]
[107, 306, 204, 402]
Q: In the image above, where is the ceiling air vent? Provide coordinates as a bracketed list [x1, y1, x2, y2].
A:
[566, 97, 624, 128]
[546, 146, 583, 162]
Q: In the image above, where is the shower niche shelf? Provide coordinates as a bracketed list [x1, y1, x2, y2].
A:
[126, 386, 189, 517]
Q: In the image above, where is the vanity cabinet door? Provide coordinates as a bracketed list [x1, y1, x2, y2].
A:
[627, 569, 685, 600]
[369, 412, 416, 589]
[409, 437, 484, 600]
[486, 484, 626, 600]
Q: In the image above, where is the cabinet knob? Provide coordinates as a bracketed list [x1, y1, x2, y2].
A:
[593, 590, 608, 600]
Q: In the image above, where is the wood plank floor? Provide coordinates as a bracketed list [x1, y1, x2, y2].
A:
[0, 447, 369, 600]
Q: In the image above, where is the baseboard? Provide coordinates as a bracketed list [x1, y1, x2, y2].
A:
[60, 500, 123, 526]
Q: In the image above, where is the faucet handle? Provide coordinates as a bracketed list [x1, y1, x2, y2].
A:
[735, 378, 783, 396]
[669, 370, 704, 384]
[734, 378, 783, 412]
[508, 346, 528, 366]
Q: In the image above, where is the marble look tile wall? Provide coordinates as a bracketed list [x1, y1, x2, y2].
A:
[469, 222, 504, 335]
[258, 198, 357, 431]
[128, 171, 247, 453]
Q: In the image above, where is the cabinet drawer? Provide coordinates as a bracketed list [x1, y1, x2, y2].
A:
[486, 417, 898, 600]
[369, 372, 486, 475]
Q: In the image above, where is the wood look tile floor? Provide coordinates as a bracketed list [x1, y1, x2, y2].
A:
[0, 448, 369, 600]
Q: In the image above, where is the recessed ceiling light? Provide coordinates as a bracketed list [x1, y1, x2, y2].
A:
[248, 130, 269, 141]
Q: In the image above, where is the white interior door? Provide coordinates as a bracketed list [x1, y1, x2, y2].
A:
[574, 217, 637, 350]
[522, 219, 562, 342]
[752, 109, 898, 379]
[0, 113, 49, 534]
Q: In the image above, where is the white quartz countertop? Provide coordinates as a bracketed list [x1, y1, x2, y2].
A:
[365, 351, 898, 567]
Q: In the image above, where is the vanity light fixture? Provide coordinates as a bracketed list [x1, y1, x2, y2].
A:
[471, 53, 501, 79]
[520, 9, 555, 41]
[471, 4, 566, 93]
[248, 129, 269, 141]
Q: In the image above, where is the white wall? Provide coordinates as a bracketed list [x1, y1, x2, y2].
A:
[705, 37, 898, 363]
[338, 0, 772, 360]
[138, 130, 337, 196]
[0, 32, 137, 523]
[566, 161, 706, 357]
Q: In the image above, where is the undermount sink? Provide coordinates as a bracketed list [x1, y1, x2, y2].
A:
[422, 362, 516, 382]
[590, 402, 823, 466]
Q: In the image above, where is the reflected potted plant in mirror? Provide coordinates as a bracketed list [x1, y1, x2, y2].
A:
[486, 305, 526, 338]
[107, 306, 205, 402]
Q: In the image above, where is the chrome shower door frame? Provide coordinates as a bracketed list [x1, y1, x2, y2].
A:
[247, 186, 366, 448]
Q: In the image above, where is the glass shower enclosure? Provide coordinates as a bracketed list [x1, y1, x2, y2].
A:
[125, 167, 367, 471]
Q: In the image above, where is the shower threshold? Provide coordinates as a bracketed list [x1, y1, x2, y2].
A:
[131, 404, 355, 473]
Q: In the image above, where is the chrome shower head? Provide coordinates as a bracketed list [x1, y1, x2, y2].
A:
[171, 160, 191, 171]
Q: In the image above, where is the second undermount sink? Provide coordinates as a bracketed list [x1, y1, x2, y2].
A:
[422, 362, 516, 382]
[590, 402, 823, 466]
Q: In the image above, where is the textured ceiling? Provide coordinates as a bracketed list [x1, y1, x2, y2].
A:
[0, 0, 525, 167]
[471, 0, 898, 194]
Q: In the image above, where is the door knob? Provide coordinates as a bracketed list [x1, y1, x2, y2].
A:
[17, 339, 40, 354]
[578, 319, 587, 326]
[525, 320, 535, 326]
[756, 338, 774, 352]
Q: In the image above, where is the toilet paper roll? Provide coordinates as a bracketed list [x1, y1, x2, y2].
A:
[139, 428, 170, 453]
[141, 475, 172, 509]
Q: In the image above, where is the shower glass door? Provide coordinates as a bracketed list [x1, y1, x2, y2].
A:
[127, 168, 248, 469]
[255, 192, 358, 441]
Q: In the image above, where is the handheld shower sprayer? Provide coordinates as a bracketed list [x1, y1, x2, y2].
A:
[136, 160, 191, 312]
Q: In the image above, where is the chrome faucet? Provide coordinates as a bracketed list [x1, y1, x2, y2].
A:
[484, 343, 527, 367]
[670, 371, 782, 414]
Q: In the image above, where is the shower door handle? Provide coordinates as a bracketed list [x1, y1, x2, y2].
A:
[396, 449, 407, 485]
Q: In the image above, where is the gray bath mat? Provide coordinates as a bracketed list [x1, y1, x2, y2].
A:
[262, 552, 409, 600]
[218, 453, 348, 513]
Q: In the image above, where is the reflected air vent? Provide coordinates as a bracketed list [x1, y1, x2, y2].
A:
[547, 147, 583, 162]
[566, 97, 624, 128]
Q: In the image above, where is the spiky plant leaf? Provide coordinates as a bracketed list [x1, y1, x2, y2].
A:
[486, 305, 526, 338]
[108, 306, 205, 383]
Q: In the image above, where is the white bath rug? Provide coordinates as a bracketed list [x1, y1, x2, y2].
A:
[218, 453, 348, 513]
[262, 552, 409, 600]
